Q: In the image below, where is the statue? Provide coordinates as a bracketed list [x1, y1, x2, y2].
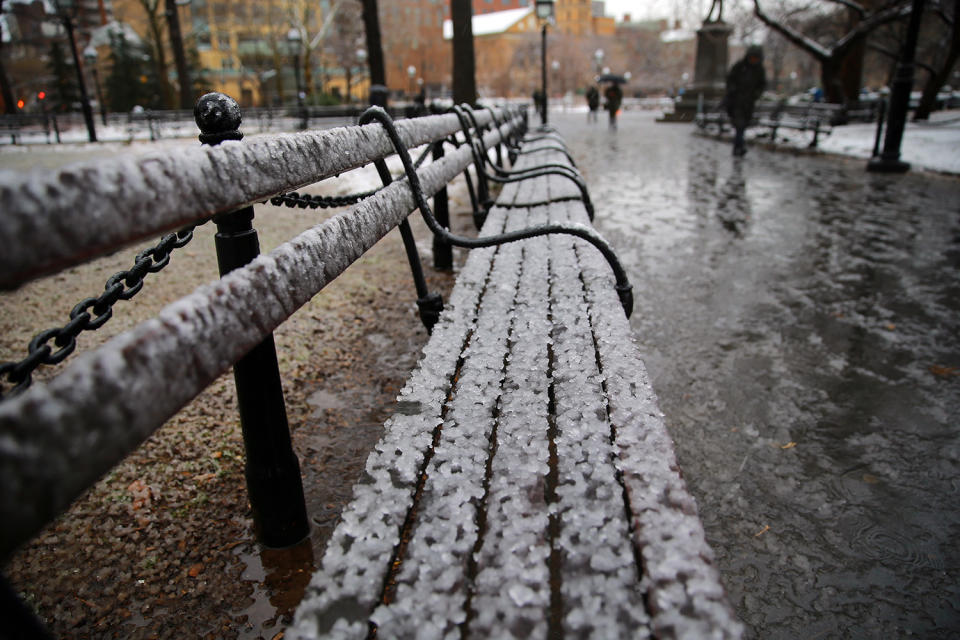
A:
[705, 0, 724, 23]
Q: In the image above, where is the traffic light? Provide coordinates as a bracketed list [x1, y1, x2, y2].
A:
[37, 91, 46, 101]
[16, 99, 25, 109]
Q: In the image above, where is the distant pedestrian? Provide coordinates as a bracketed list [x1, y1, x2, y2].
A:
[604, 83, 622, 130]
[586, 85, 600, 123]
[724, 44, 766, 156]
[533, 89, 546, 123]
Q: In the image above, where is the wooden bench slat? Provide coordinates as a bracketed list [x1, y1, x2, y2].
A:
[290, 210, 517, 640]
[468, 201, 552, 638]
[369, 169, 550, 637]
[370, 222, 525, 637]
[575, 216, 744, 638]
[546, 195, 653, 637]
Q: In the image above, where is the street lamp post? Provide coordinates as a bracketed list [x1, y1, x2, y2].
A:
[287, 27, 307, 130]
[867, 0, 925, 173]
[83, 45, 107, 126]
[535, 0, 554, 126]
[594, 48, 604, 75]
[407, 64, 416, 97]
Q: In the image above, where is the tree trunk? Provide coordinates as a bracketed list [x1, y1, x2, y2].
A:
[914, 52, 958, 118]
[914, 0, 959, 120]
[145, 4, 174, 108]
[165, 0, 192, 109]
[361, 0, 386, 87]
[0, 47, 15, 114]
[451, 0, 477, 106]
[838, 34, 866, 104]
[821, 58, 845, 103]
[0, 0, 15, 113]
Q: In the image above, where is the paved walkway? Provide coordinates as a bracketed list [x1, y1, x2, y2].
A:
[552, 110, 960, 639]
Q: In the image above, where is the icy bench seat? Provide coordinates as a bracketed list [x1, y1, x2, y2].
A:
[289, 142, 742, 640]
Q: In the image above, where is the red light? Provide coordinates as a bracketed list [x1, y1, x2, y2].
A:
[37, 91, 46, 100]
[16, 99, 25, 109]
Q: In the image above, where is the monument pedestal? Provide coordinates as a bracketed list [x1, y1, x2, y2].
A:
[659, 21, 732, 123]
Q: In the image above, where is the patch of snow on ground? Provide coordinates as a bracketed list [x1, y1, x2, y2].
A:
[753, 109, 960, 175]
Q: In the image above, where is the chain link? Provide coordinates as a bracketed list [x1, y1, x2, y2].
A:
[0, 224, 200, 400]
[270, 144, 435, 211]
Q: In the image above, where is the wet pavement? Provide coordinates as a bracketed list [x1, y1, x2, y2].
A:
[552, 111, 960, 639]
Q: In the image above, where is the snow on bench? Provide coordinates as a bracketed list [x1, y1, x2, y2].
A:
[289, 133, 743, 640]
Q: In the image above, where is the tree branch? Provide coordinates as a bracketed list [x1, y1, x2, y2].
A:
[822, 0, 866, 18]
[833, 1, 911, 55]
[753, 0, 832, 60]
[867, 42, 936, 74]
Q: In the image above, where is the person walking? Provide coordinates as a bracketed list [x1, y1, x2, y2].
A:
[533, 89, 546, 123]
[604, 82, 622, 130]
[586, 85, 600, 123]
[724, 45, 766, 156]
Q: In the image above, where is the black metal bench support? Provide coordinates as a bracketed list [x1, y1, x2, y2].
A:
[431, 140, 453, 270]
[359, 106, 633, 317]
[196, 93, 309, 549]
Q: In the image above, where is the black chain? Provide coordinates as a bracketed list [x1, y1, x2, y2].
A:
[269, 189, 381, 209]
[0, 224, 200, 400]
[270, 144, 434, 211]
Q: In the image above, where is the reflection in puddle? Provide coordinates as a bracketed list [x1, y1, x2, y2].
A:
[234, 538, 315, 639]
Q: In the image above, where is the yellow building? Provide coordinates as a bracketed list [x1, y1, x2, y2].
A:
[111, 0, 368, 107]
[554, 0, 592, 36]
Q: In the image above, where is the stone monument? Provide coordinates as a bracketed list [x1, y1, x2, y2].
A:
[660, 1, 732, 122]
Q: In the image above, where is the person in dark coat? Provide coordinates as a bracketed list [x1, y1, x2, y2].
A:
[586, 85, 600, 122]
[604, 83, 623, 130]
[724, 45, 766, 156]
[533, 89, 546, 123]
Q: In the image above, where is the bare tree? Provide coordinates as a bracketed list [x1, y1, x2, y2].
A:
[871, 0, 958, 118]
[0, 0, 17, 113]
[914, 0, 958, 118]
[451, 0, 477, 106]
[136, 0, 175, 108]
[753, 0, 912, 103]
[360, 0, 386, 90]
[165, 0, 192, 109]
[325, 0, 365, 101]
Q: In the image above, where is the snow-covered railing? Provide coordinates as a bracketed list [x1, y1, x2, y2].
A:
[0, 103, 507, 290]
[0, 94, 525, 564]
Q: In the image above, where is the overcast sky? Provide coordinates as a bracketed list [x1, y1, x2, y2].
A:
[603, 0, 747, 25]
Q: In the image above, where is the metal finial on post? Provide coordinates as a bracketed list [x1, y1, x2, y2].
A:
[195, 92, 244, 145]
[196, 92, 310, 549]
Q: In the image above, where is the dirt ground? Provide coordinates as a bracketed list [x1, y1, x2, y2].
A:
[1, 164, 478, 639]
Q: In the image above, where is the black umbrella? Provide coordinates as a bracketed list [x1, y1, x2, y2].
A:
[596, 73, 627, 84]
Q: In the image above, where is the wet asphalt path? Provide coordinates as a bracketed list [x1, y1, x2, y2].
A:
[551, 111, 960, 639]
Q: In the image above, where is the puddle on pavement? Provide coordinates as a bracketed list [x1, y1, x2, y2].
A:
[556, 111, 960, 638]
[233, 539, 315, 639]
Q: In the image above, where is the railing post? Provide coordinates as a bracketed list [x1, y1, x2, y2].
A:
[195, 92, 309, 548]
[431, 140, 453, 270]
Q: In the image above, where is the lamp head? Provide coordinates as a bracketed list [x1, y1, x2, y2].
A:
[535, 0, 554, 21]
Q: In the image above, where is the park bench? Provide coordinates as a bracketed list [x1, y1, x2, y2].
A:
[0, 93, 741, 638]
[0, 113, 62, 145]
[695, 97, 840, 148]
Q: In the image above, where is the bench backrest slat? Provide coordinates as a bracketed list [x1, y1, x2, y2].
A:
[0, 111, 499, 290]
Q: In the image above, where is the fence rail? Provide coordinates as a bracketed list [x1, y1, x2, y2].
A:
[0, 110, 498, 289]
[0, 95, 522, 562]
